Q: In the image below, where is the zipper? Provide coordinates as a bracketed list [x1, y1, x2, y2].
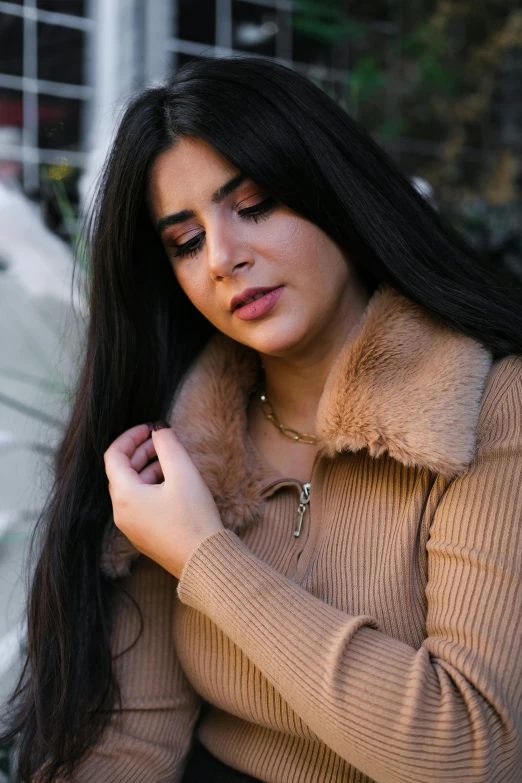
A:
[261, 451, 321, 575]
[293, 482, 311, 537]
[260, 477, 311, 538]
[260, 445, 321, 540]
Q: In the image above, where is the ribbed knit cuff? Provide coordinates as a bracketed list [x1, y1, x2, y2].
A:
[177, 528, 271, 617]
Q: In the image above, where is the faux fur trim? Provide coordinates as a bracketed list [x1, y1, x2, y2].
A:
[101, 283, 493, 578]
[316, 286, 493, 476]
[168, 333, 266, 532]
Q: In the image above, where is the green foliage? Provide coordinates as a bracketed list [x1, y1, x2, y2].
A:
[448, 199, 522, 263]
[377, 115, 405, 140]
[419, 53, 460, 92]
[350, 56, 386, 97]
[40, 165, 88, 272]
[290, 0, 522, 267]
[403, 21, 461, 93]
[292, 0, 367, 43]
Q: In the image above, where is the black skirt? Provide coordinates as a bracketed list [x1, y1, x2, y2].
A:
[182, 739, 263, 782]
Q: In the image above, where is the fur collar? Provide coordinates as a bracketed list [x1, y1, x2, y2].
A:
[101, 283, 493, 578]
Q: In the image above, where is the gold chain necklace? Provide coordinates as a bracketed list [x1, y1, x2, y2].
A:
[259, 388, 318, 445]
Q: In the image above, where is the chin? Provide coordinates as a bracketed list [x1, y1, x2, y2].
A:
[237, 319, 309, 358]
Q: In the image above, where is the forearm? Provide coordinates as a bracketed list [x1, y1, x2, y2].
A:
[178, 529, 521, 782]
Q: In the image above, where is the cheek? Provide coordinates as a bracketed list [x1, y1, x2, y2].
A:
[280, 223, 344, 283]
[172, 262, 202, 302]
[173, 263, 218, 318]
[254, 215, 314, 280]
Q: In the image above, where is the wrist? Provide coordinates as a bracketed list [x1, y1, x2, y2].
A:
[177, 527, 232, 585]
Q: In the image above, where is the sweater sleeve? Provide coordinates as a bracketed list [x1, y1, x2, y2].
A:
[177, 361, 522, 783]
[72, 554, 202, 783]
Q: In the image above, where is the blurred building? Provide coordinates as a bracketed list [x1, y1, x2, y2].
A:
[0, 0, 310, 218]
[0, 2, 440, 204]
[1, 1, 521, 262]
[0, 0, 374, 205]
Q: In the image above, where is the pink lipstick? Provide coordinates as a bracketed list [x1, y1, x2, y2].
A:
[233, 286, 284, 320]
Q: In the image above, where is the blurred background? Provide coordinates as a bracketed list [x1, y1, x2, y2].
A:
[0, 1, 521, 778]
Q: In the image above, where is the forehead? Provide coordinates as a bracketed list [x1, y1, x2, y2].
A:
[148, 136, 239, 217]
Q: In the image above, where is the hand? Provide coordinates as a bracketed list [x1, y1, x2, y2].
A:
[104, 422, 224, 579]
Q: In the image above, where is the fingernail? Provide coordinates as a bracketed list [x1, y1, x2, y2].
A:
[146, 422, 154, 433]
[153, 419, 171, 430]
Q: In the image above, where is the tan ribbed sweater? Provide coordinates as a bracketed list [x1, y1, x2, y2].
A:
[79, 285, 521, 782]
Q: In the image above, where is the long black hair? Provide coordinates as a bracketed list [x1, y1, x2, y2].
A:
[2, 55, 521, 782]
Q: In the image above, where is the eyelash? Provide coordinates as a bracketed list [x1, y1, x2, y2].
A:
[170, 197, 277, 259]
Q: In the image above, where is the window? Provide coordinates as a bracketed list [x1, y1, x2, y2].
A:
[176, 0, 215, 45]
[38, 95, 83, 150]
[37, 23, 86, 85]
[0, 87, 23, 185]
[0, 3, 91, 194]
[0, 13, 24, 77]
[37, 0, 88, 16]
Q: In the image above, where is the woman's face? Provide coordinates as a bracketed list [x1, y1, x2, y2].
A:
[148, 136, 362, 358]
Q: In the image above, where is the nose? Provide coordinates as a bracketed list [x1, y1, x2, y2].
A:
[206, 220, 253, 281]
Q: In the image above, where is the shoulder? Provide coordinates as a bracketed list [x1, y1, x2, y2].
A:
[476, 354, 522, 450]
[429, 354, 521, 556]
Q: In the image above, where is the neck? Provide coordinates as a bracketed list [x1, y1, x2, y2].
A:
[258, 285, 371, 435]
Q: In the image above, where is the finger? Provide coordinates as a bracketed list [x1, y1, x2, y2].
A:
[130, 437, 157, 473]
[104, 423, 152, 486]
[139, 459, 164, 485]
[150, 421, 183, 483]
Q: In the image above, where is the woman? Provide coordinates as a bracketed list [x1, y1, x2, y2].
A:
[3, 56, 521, 783]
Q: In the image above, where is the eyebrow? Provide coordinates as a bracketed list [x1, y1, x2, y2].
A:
[156, 172, 246, 233]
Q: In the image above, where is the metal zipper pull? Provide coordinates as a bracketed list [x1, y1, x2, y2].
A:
[293, 482, 311, 537]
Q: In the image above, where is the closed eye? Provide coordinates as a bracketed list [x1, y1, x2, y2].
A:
[170, 233, 203, 260]
[237, 196, 277, 222]
[169, 196, 278, 259]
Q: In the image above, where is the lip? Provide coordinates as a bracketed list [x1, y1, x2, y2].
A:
[230, 285, 281, 312]
[232, 286, 284, 321]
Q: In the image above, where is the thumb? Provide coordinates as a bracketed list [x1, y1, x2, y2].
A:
[151, 420, 183, 482]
